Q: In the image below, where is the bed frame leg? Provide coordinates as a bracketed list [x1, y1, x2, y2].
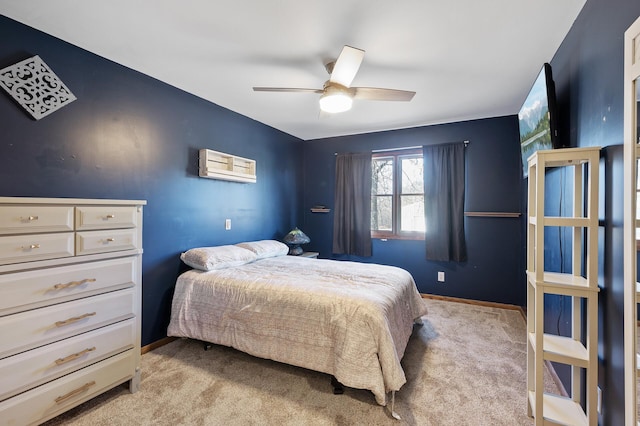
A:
[330, 376, 344, 394]
[390, 391, 401, 420]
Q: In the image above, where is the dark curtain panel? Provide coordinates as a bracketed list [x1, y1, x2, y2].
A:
[423, 143, 467, 261]
[332, 152, 372, 256]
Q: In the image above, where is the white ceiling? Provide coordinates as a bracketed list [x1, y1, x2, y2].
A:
[0, 1, 586, 141]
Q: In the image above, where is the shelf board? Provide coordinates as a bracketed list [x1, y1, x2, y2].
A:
[527, 271, 598, 295]
[528, 391, 588, 425]
[527, 333, 589, 367]
[529, 146, 601, 168]
[528, 333, 589, 367]
[464, 211, 521, 218]
[529, 215, 595, 226]
[200, 166, 257, 182]
[539, 216, 594, 227]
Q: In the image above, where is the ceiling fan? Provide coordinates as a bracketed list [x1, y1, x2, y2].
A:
[253, 46, 416, 114]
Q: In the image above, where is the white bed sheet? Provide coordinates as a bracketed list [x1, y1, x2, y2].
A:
[167, 255, 427, 405]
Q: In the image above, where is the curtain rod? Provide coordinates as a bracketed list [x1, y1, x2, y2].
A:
[372, 140, 470, 153]
[334, 140, 470, 155]
[371, 145, 421, 153]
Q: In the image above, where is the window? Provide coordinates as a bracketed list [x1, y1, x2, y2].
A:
[371, 149, 425, 239]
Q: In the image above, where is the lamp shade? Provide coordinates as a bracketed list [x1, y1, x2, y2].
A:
[283, 227, 310, 245]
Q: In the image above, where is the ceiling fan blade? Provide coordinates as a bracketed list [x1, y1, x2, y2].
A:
[329, 46, 365, 87]
[253, 87, 322, 93]
[353, 87, 416, 101]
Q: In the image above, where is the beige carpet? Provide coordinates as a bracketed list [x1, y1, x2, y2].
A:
[44, 298, 559, 425]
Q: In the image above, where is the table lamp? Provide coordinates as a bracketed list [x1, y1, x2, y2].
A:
[283, 227, 310, 255]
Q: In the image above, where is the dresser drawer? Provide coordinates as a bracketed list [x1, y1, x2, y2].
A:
[76, 228, 139, 256]
[0, 350, 135, 426]
[0, 257, 137, 316]
[0, 233, 74, 266]
[0, 206, 74, 236]
[0, 319, 135, 401]
[0, 289, 135, 359]
[75, 206, 138, 230]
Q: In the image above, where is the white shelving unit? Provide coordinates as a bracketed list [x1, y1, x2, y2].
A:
[526, 147, 600, 426]
[624, 16, 640, 426]
[636, 147, 640, 398]
[199, 149, 256, 183]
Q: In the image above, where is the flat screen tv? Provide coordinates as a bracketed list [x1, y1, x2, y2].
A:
[518, 63, 559, 177]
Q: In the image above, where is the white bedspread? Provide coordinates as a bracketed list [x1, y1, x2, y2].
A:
[167, 255, 427, 405]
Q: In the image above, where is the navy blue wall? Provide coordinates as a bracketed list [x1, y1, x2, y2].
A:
[548, 0, 640, 423]
[302, 116, 525, 305]
[0, 16, 303, 346]
[3, 0, 639, 421]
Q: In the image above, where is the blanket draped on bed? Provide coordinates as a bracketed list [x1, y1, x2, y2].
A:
[167, 256, 427, 405]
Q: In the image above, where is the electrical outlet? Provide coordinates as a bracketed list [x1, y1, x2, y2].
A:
[225, 219, 231, 230]
[597, 386, 602, 414]
[437, 271, 445, 282]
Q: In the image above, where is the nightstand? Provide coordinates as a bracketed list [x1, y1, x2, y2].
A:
[297, 251, 319, 259]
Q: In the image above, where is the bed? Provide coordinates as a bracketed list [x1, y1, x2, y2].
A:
[167, 240, 427, 407]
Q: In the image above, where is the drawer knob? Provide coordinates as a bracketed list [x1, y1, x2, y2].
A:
[20, 215, 39, 222]
[21, 243, 40, 250]
[53, 278, 97, 290]
[54, 312, 96, 327]
[54, 381, 96, 404]
[105, 238, 115, 242]
[55, 347, 97, 366]
[105, 214, 115, 219]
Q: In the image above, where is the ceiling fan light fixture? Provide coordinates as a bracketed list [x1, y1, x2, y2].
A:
[319, 85, 353, 113]
[254, 46, 415, 115]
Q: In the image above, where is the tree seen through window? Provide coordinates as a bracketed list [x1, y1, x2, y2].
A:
[371, 149, 424, 238]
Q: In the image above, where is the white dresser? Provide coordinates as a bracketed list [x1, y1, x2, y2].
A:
[0, 197, 145, 425]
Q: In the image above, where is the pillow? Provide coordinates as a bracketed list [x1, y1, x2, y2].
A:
[180, 245, 257, 271]
[235, 239, 289, 259]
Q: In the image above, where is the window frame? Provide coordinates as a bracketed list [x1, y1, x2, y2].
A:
[371, 148, 425, 241]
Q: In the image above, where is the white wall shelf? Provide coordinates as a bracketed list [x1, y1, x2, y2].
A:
[526, 147, 600, 426]
[199, 149, 256, 183]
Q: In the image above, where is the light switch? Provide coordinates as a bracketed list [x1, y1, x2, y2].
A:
[225, 219, 231, 230]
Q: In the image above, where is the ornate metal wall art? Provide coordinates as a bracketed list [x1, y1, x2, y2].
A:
[0, 55, 76, 120]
